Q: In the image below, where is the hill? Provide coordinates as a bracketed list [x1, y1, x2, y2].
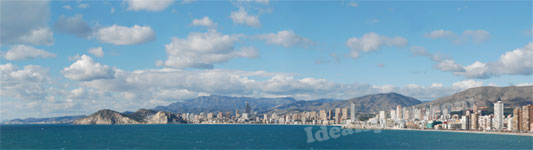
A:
[154, 95, 297, 113]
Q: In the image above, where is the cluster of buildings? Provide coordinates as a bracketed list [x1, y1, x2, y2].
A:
[366, 101, 533, 133]
[176, 101, 533, 133]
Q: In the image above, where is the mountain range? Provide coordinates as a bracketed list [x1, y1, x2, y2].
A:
[3, 86, 532, 124]
[417, 86, 533, 110]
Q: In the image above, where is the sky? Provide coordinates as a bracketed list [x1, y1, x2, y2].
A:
[0, 0, 532, 119]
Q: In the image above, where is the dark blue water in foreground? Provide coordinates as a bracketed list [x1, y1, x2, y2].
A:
[1, 124, 532, 149]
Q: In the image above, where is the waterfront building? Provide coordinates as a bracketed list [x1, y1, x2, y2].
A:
[342, 107, 349, 121]
[391, 110, 397, 121]
[379, 111, 386, 127]
[396, 105, 403, 120]
[207, 113, 214, 119]
[217, 112, 223, 119]
[522, 105, 532, 131]
[512, 107, 522, 131]
[319, 110, 327, 121]
[471, 112, 478, 130]
[335, 108, 341, 124]
[351, 103, 356, 122]
[494, 101, 504, 131]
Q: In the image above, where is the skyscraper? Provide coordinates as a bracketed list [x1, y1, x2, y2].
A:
[512, 107, 522, 132]
[342, 107, 349, 121]
[335, 108, 341, 124]
[494, 101, 504, 131]
[245, 102, 251, 114]
[521, 105, 532, 132]
[350, 103, 356, 122]
[396, 105, 402, 120]
[471, 112, 478, 130]
[319, 110, 327, 121]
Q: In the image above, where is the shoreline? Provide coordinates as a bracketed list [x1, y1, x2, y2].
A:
[376, 127, 533, 137]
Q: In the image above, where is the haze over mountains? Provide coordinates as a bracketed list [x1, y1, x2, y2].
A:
[2, 86, 532, 124]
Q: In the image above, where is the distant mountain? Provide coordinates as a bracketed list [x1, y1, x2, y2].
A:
[73, 109, 186, 125]
[417, 86, 533, 109]
[154, 95, 297, 113]
[2, 115, 86, 124]
[269, 92, 423, 113]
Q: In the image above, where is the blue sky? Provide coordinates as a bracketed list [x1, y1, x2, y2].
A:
[1, 0, 532, 119]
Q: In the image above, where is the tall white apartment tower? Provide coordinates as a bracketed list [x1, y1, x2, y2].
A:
[494, 101, 504, 131]
[351, 103, 356, 123]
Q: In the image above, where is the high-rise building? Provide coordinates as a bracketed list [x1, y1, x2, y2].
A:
[473, 104, 478, 114]
[512, 107, 522, 132]
[350, 103, 356, 122]
[207, 113, 214, 119]
[379, 111, 386, 127]
[521, 105, 532, 132]
[391, 110, 397, 121]
[494, 101, 504, 131]
[396, 105, 403, 120]
[342, 107, 349, 121]
[245, 102, 251, 114]
[471, 112, 478, 130]
[335, 108, 341, 124]
[319, 110, 327, 121]
[217, 112, 223, 119]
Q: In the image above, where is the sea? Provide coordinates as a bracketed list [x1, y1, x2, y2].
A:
[1, 124, 532, 149]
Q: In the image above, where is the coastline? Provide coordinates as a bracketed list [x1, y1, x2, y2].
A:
[377, 127, 533, 137]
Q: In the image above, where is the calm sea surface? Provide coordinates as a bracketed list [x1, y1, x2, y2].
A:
[1, 124, 532, 149]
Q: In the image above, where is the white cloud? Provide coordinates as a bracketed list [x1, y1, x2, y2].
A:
[125, 0, 174, 12]
[94, 25, 156, 45]
[255, 0, 269, 5]
[78, 3, 89, 9]
[452, 80, 483, 90]
[2, 45, 56, 60]
[346, 32, 407, 58]
[230, 8, 260, 27]
[425, 29, 490, 44]
[258, 30, 314, 48]
[62, 55, 116, 81]
[0, 63, 50, 100]
[53, 15, 93, 37]
[415, 43, 533, 79]
[161, 30, 257, 68]
[18, 27, 54, 46]
[0, 0, 52, 45]
[88, 47, 104, 57]
[191, 16, 217, 29]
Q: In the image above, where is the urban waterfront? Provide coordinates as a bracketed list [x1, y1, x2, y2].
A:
[1, 124, 531, 149]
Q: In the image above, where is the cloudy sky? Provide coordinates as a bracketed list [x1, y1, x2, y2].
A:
[1, 0, 532, 119]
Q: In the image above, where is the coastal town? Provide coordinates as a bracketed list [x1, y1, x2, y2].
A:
[181, 101, 533, 134]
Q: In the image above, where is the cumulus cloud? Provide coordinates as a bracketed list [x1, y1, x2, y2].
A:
[53, 14, 93, 37]
[2, 45, 56, 60]
[258, 30, 315, 48]
[191, 16, 217, 29]
[425, 29, 490, 44]
[0, 0, 53, 45]
[346, 32, 407, 58]
[452, 80, 483, 89]
[230, 8, 260, 27]
[0, 63, 50, 100]
[62, 55, 116, 81]
[160, 30, 257, 68]
[125, 0, 174, 12]
[88, 47, 104, 57]
[94, 25, 156, 45]
[412, 43, 533, 79]
[17, 28, 54, 45]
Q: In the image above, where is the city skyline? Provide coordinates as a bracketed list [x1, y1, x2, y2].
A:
[1, 0, 532, 120]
